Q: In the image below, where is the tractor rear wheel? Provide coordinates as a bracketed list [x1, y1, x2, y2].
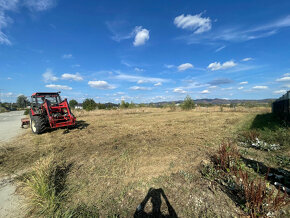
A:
[30, 116, 46, 134]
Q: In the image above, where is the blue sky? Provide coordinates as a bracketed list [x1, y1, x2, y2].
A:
[0, 0, 290, 103]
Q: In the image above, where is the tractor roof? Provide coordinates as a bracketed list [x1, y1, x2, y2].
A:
[31, 92, 61, 97]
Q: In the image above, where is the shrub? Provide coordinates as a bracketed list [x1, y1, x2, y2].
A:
[97, 103, 106, 109]
[169, 102, 176, 112]
[83, 99, 97, 111]
[128, 101, 136, 109]
[181, 95, 195, 110]
[120, 100, 129, 109]
[24, 108, 30, 115]
[69, 99, 78, 109]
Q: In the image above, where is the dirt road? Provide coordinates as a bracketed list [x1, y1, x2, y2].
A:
[0, 110, 25, 143]
[0, 110, 26, 217]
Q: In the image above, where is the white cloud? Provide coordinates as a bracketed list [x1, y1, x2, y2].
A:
[0, 0, 19, 11]
[0, 31, 10, 45]
[154, 82, 162, 86]
[42, 69, 58, 82]
[208, 85, 217, 89]
[200, 89, 210, 94]
[207, 60, 237, 71]
[121, 60, 132, 67]
[173, 88, 187, 94]
[62, 54, 73, 59]
[114, 92, 125, 95]
[178, 63, 194, 71]
[238, 86, 244, 90]
[0, 92, 13, 97]
[174, 13, 212, 34]
[24, 0, 56, 11]
[106, 21, 134, 42]
[134, 67, 144, 72]
[133, 26, 149, 46]
[240, 81, 248, 85]
[7, 77, 12, 80]
[242, 57, 253, 62]
[222, 87, 233, 90]
[61, 73, 83, 81]
[252, 86, 268, 90]
[283, 73, 290, 76]
[114, 73, 169, 84]
[130, 86, 152, 91]
[0, 0, 56, 45]
[273, 90, 286, 95]
[180, 15, 290, 45]
[0, 6, 13, 45]
[276, 76, 290, 82]
[215, 45, 226, 52]
[88, 81, 115, 89]
[46, 84, 72, 90]
[164, 64, 175, 69]
[107, 24, 149, 46]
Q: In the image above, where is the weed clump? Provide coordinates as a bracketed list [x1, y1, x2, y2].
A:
[211, 142, 290, 217]
[22, 155, 70, 216]
[169, 102, 176, 112]
[24, 108, 30, 115]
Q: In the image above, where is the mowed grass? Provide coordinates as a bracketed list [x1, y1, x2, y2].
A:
[0, 107, 272, 217]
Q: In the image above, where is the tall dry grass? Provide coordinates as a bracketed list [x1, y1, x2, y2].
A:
[22, 155, 70, 217]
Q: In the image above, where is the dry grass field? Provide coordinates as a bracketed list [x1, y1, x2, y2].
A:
[1, 106, 289, 217]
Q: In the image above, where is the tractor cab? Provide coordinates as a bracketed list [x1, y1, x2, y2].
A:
[31, 92, 62, 114]
[29, 92, 76, 134]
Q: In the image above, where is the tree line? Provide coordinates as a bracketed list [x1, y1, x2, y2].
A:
[69, 95, 196, 111]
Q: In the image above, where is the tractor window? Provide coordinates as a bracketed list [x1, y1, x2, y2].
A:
[37, 97, 45, 105]
[45, 96, 59, 105]
[32, 95, 61, 106]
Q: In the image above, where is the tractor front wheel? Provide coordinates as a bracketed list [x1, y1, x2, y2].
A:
[30, 116, 46, 134]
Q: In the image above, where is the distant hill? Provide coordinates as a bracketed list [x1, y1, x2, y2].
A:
[148, 98, 275, 107]
[79, 98, 275, 108]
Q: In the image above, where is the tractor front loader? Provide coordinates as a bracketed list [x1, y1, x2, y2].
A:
[29, 92, 76, 134]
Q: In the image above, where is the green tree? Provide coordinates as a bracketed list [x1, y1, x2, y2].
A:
[69, 99, 78, 109]
[97, 103, 106, 109]
[128, 101, 135, 109]
[17, 95, 28, 108]
[120, 100, 129, 109]
[82, 98, 97, 111]
[181, 95, 195, 110]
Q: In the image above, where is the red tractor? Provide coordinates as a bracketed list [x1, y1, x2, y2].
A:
[29, 92, 76, 134]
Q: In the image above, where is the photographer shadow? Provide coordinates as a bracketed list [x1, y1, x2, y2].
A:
[134, 188, 178, 218]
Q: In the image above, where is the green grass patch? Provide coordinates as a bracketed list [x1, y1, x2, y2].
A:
[239, 113, 289, 148]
